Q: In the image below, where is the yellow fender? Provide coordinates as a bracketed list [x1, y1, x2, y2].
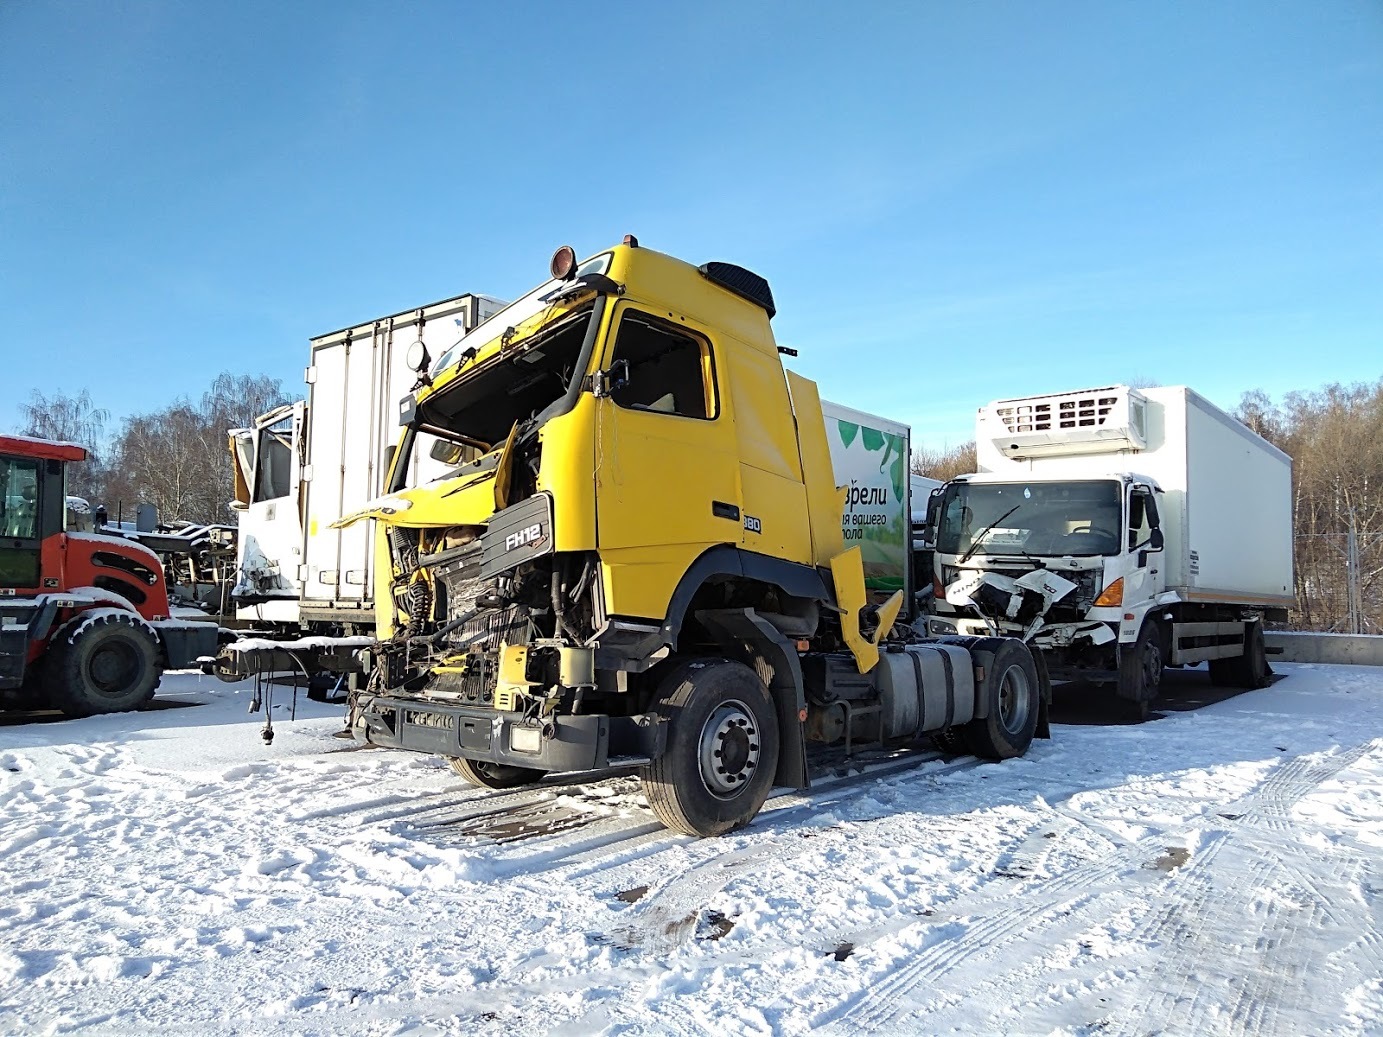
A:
[829, 545, 903, 674]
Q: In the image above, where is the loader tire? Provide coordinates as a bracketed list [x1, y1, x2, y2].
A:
[50, 611, 162, 717]
[639, 658, 780, 838]
[447, 757, 546, 789]
[964, 639, 1040, 760]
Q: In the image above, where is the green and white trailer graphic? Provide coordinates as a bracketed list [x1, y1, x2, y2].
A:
[821, 399, 911, 599]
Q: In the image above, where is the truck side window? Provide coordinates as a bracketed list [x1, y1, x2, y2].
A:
[253, 421, 293, 502]
[1129, 491, 1153, 551]
[610, 311, 717, 419]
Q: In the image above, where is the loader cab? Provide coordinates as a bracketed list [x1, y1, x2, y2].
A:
[0, 437, 80, 591]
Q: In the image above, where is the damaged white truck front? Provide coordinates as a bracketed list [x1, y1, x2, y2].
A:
[924, 385, 1294, 719]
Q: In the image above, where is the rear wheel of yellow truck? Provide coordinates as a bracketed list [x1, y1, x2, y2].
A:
[640, 658, 780, 837]
[964, 640, 1041, 760]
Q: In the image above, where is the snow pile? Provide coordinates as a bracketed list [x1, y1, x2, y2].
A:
[1, 664, 1381, 1035]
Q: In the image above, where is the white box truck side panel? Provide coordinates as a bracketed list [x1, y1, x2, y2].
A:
[1181, 389, 1293, 604]
[821, 399, 912, 599]
[302, 296, 495, 610]
[1135, 387, 1191, 590]
[303, 345, 350, 602]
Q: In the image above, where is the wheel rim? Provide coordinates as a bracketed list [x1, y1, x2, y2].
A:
[88, 639, 139, 696]
[1143, 639, 1163, 690]
[698, 699, 761, 800]
[996, 665, 1032, 736]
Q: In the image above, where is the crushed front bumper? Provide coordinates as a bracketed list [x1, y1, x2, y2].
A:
[357, 694, 666, 772]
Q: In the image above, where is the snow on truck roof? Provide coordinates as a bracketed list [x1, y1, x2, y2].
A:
[0, 434, 88, 462]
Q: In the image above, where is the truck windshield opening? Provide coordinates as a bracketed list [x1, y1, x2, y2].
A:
[419, 304, 595, 449]
[937, 480, 1123, 558]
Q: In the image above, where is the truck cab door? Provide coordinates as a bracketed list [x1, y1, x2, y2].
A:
[1120, 484, 1165, 607]
[0, 454, 45, 591]
[593, 303, 741, 619]
[234, 404, 305, 607]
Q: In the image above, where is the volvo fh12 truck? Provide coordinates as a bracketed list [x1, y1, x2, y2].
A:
[925, 385, 1293, 718]
[334, 238, 1051, 836]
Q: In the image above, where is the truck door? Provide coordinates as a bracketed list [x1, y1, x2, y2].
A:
[0, 455, 43, 590]
[1121, 484, 1165, 607]
[236, 405, 304, 603]
[593, 304, 741, 615]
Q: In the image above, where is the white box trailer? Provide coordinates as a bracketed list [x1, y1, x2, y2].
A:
[929, 385, 1293, 717]
[232, 293, 505, 632]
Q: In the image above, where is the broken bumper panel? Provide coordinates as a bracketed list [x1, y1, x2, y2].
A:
[357, 695, 666, 772]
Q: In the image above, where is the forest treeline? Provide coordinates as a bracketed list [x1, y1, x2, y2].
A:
[14, 374, 1382, 632]
[911, 378, 1383, 633]
[16, 373, 289, 527]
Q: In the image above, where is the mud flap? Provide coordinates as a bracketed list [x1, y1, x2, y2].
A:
[0, 599, 61, 692]
[1032, 647, 1052, 739]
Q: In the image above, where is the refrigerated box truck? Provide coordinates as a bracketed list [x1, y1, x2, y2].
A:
[925, 384, 1293, 717]
[230, 292, 506, 640]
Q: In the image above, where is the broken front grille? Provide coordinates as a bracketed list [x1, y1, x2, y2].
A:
[429, 605, 534, 705]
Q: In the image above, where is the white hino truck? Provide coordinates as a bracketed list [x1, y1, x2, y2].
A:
[925, 385, 1293, 718]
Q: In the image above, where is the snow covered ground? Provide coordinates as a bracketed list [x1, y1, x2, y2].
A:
[2, 663, 1381, 1036]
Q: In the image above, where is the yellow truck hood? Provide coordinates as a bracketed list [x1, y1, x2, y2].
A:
[332, 425, 518, 530]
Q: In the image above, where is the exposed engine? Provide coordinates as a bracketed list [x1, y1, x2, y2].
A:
[367, 495, 597, 713]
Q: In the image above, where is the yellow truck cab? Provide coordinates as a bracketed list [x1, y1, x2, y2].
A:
[342, 239, 1048, 836]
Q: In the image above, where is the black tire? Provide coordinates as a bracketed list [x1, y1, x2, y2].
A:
[1227, 622, 1270, 689]
[447, 756, 546, 789]
[1116, 697, 1151, 724]
[1117, 618, 1164, 706]
[1207, 657, 1235, 686]
[49, 611, 162, 717]
[964, 640, 1041, 760]
[639, 658, 781, 837]
[931, 728, 968, 755]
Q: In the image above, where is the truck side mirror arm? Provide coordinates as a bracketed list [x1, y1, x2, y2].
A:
[591, 359, 630, 399]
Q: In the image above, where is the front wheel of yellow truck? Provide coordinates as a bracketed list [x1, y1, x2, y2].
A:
[448, 757, 547, 790]
[639, 658, 782, 837]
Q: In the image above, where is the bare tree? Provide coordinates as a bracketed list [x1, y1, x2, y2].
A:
[1237, 379, 1383, 633]
[911, 441, 977, 482]
[104, 372, 291, 525]
[15, 389, 112, 501]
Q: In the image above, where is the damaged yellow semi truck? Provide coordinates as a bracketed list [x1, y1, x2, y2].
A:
[335, 239, 1049, 836]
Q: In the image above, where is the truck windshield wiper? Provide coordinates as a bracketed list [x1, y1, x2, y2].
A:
[958, 505, 1021, 564]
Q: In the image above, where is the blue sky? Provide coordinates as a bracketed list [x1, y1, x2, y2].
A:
[2, 1, 1380, 451]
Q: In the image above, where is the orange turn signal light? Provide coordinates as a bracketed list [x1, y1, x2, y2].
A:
[1094, 578, 1124, 607]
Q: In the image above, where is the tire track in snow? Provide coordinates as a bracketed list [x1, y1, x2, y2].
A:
[553, 754, 984, 900]
[396, 750, 979, 883]
[825, 739, 1381, 1035]
[1107, 739, 1381, 1037]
